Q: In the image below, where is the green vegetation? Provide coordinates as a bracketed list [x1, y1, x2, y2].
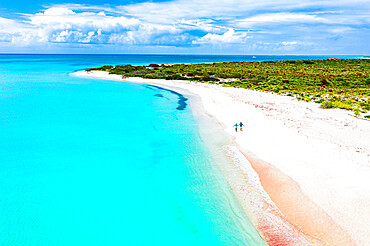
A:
[87, 59, 370, 116]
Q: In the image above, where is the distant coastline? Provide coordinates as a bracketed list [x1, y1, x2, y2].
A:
[86, 59, 370, 119]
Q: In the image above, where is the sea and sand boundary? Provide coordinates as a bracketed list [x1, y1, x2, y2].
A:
[71, 70, 370, 246]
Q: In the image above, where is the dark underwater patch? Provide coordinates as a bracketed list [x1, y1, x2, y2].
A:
[145, 85, 188, 111]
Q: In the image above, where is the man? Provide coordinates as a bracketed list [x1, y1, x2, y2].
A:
[239, 122, 244, 131]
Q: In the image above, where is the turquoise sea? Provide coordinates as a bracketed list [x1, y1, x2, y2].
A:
[0, 54, 359, 245]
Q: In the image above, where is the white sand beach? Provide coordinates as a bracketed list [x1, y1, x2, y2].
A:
[72, 70, 370, 246]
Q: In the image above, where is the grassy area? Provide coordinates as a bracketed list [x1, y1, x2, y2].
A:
[87, 59, 370, 117]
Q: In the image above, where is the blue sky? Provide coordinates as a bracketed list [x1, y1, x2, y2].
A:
[0, 0, 369, 54]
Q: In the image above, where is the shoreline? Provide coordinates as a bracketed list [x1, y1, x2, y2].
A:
[72, 70, 370, 245]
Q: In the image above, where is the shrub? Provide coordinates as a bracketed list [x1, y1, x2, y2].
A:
[86, 67, 106, 71]
[202, 76, 219, 82]
[303, 60, 314, 64]
[88, 59, 370, 113]
[321, 101, 334, 108]
[143, 74, 161, 79]
[100, 65, 113, 71]
[353, 108, 360, 116]
[332, 101, 352, 110]
[168, 74, 187, 80]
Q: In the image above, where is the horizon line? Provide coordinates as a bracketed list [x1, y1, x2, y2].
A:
[0, 53, 366, 56]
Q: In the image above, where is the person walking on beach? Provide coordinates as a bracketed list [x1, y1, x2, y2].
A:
[239, 122, 244, 131]
[234, 123, 238, 132]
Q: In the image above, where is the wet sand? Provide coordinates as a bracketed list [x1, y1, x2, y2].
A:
[243, 150, 355, 245]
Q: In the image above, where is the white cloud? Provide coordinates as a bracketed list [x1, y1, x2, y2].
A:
[0, 17, 35, 44]
[330, 27, 352, 33]
[236, 13, 328, 27]
[176, 19, 226, 33]
[1, 0, 370, 52]
[282, 41, 297, 45]
[193, 29, 248, 44]
[120, 0, 370, 24]
[7, 7, 143, 45]
[40, 7, 76, 16]
[108, 31, 136, 44]
[29, 8, 141, 31]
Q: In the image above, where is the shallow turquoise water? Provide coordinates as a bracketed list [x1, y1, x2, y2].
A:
[2, 54, 360, 245]
[0, 55, 269, 245]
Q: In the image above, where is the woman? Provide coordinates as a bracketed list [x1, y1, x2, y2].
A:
[234, 123, 238, 132]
